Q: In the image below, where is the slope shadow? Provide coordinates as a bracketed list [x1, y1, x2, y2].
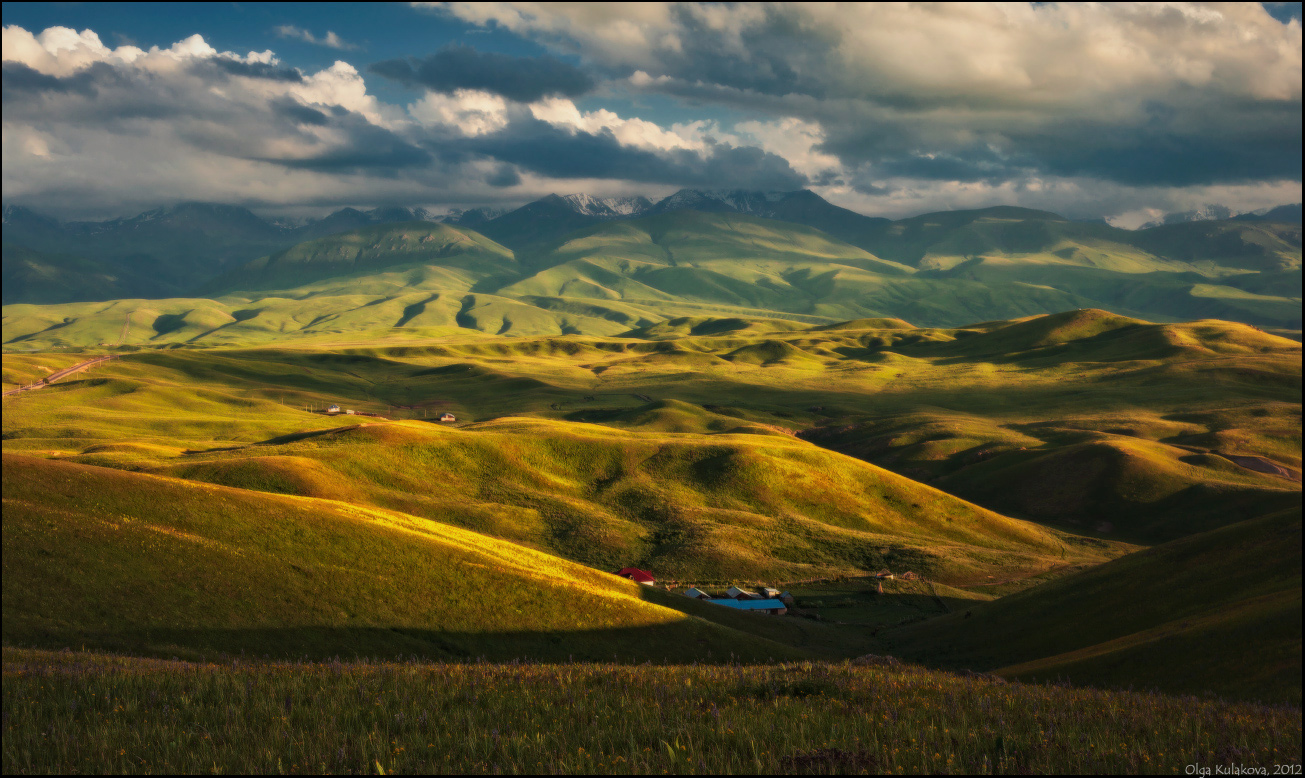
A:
[8, 623, 816, 666]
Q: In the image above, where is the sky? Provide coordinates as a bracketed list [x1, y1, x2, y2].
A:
[2, 2, 1301, 226]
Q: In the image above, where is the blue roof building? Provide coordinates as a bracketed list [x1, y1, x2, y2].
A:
[708, 598, 787, 614]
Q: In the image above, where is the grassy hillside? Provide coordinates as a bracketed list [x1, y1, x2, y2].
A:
[6, 208, 1302, 345]
[3, 203, 299, 295]
[883, 508, 1302, 704]
[2, 309, 1299, 705]
[4, 310, 1297, 549]
[496, 211, 1135, 327]
[155, 417, 1121, 584]
[2, 243, 171, 305]
[6, 648, 1298, 775]
[2, 453, 840, 663]
[202, 221, 518, 297]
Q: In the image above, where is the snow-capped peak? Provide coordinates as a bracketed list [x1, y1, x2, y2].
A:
[559, 194, 654, 217]
[1140, 203, 1236, 229]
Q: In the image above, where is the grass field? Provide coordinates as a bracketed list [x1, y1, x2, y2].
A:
[2, 309, 1300, 715]
[4, 647, 1299, 775]
[5, 453, 878, 664]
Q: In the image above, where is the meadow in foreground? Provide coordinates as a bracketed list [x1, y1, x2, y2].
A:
[4, 648, 1300, 775]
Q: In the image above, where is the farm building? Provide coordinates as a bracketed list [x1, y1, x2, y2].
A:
[683, 588, 711, 600]
[711, 598, 787, 615]
[616, 567, 655, 585]
[326, 404, 341, 414]
[726, 586, 759, 600]
[759, 587, 781, 598]
[439, 413, 456, 422]
[875, 569, 894, 579]
[900, 571, 919, 581]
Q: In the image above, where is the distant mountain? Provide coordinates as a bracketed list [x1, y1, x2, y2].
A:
[1234, 203, 1303, 224]
[203, 221, 517, 297]
[1131, 220, 1301, 273]
[558, 194, 654, 217]
[293, 206, 437, 241]
[2, 241, 169, 305]
[2, 202, 295, 297]
[476, 194, 614, 252]
[477, 188, 885, 253]
[439, 206, 509, 228]
[3, 196, 1301, 333]
[645, 189, 893, 254]
[0, 202, 462, 301]
[1141, 204, 1235, 229]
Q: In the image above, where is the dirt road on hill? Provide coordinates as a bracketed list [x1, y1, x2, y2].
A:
[2, 355, 117, 397]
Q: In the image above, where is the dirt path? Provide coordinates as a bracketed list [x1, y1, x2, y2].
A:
[2, 355, 117, 397]
[115, 312, 134, 346]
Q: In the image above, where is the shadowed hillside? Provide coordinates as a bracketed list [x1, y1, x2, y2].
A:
[884, 507, 1303, 704]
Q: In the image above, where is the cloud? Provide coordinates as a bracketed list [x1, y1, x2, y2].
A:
[4, 11, 1299, 224]
[369, 43, 594, 102]
[453, 116, 807, 191]
[408, 89, 509, 136]
[205, 57, 305, 82]
[433, 2, 1303, 189]
[274, 25, 358, 51]
[3, 23, 800, 219]
[527, 97, 705, 152]
[1, 26, 471, 217]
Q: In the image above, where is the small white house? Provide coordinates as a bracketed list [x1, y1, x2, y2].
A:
[326, 404, 341, 414]
[760, 587, 781, 598]
[345, 409, 356, 415]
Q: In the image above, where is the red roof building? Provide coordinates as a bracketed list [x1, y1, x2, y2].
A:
[615, 567, 655, 584]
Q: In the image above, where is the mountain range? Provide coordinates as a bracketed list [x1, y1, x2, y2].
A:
[1142, 202, 1304, 229]
[2, 190, 1301, 346]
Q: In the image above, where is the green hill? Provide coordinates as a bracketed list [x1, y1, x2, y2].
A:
[4, 311, 1297, 557]
[1132, 220, 1301, 273]
[130, 416, 1115, 584]
[2, 243, 174, 305]
[2, 308, 1299, 701]
[5, 205, 1303, 346]
[203, 221, 518, 297]
[883, 507, 1302, 704]
[2, 453, 840, 662]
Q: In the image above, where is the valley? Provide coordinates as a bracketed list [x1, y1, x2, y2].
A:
[4, 307, 1299, 707]
[4, 194, 1302, 771]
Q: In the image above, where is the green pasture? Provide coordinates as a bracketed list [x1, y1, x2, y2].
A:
[4, 648, 1299, 775]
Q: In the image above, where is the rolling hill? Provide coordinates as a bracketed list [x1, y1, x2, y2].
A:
[2, 452, 841, 662]
[2, 306, 1299, 701]
[200, 221, 519, 297]
[883, 506, 1302, 704]
[4, 193, 1302, 339]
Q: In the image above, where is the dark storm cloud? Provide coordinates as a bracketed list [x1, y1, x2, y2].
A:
[2, 61, 119, 98]
[204, 58, 305, 83]
[485, 164, 522, 187]
[259, 119, 433, 172]
[441, 3, 1300, 194]
[369, 44, 595, 102]
[269, 96, 331, 126]
[814, 91, 1304, 188]
[455, 117, 807, 190]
